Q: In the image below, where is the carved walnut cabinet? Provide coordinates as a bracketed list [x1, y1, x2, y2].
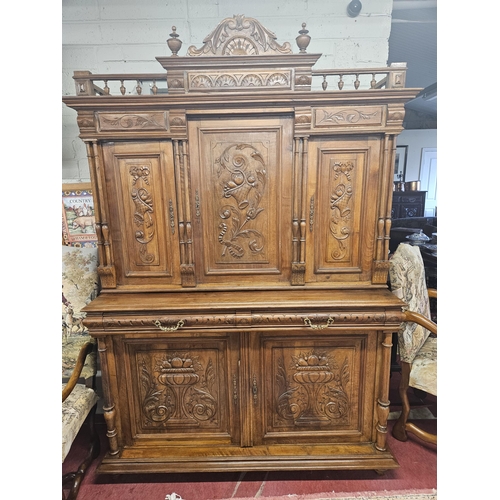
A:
[63, 16, 419, 474]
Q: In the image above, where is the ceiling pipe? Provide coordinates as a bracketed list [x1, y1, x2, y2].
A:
[392, 0, 437, 10]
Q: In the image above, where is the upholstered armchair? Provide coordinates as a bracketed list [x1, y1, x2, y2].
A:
[62, 246, 100, 499]
[389, 243, 437, 445]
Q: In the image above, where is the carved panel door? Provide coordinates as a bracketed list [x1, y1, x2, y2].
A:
[115, 332, 241, 447]
[305, 136, 382, 285]
[188, 115, 294, 286]
[102, 141, 181, 288]
[250, 329, 378, 446]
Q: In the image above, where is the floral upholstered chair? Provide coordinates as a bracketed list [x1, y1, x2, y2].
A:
[389, 243, 437, 445]
[62, 245, 100, 499]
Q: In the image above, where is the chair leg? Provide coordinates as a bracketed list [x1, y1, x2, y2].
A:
[392, 361, 411, 442]
[63, 404, 100, 500]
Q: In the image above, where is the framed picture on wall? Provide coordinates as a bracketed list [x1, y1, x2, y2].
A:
[394, 145, 408, 182]
[62, 183, 98, 247]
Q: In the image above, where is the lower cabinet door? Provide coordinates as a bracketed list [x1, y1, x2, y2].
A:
[250, 329, 378, 446]
[116, 332, 241, 447]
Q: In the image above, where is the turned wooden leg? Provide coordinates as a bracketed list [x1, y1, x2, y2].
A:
[375, 331, 393, 451]
[63, 404, 101, 500]
[68, 405, 100, 500]
[98, 337, 121, 456]
[392, 361, 411, 442]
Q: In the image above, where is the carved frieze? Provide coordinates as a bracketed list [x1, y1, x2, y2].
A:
[187, 71, 291, 91]
[313, 106, 383, 128]
[95, 312, 389, 331]
[97, 112, 168, 131]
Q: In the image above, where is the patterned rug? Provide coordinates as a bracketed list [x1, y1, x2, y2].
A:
[166, 489, 437, 500]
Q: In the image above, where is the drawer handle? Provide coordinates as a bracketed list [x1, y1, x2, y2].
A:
[153, 319, 185, 332]
[304, 316, 334, 329]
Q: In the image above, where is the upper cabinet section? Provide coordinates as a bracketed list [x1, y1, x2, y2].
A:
[63, 16, 420, 292]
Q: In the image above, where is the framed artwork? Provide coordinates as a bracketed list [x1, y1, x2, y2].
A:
[62, 183, 98, 247]
[394, 145, 408, 182]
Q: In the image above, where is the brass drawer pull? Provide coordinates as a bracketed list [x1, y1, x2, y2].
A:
[153, 319, 185, 332]
[304, 316, 334, 329]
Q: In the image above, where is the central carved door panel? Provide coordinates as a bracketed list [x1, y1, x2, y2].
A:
[102, 141, 182, 289]
[188, 115, 294, 286]
[305, 136, 382, 285]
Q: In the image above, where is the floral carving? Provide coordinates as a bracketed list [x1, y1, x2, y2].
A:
[216, 144, 267, 259]
[222, 36, 258, 55]
[129, 165, 155, 264]
[276, 351, 350, 425]
[329, 161, 354, 260]
[318, 109, 379, 125]
[214, 74, 238, 87]
[191, 75, 213, 88]
[267, 73, 289, 86]
[189, 72, 290, 90]
[240, 74, 263, 87]
[140, 352, 218, 427]
[129, 165, 150, 185]
[99, 114, 164, 130]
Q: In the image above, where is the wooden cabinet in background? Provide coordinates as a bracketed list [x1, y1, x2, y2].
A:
[63, 16, 419, 475]
[392, 190, 427, 218]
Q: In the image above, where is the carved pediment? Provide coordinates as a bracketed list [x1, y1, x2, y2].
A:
[187, 14, 292, 56]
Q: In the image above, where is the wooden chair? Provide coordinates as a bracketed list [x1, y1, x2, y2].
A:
[389, 243, 437, 445]
[62, 246, 100, 499]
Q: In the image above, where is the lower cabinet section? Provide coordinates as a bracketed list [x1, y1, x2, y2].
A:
[85, 290, 403, 474]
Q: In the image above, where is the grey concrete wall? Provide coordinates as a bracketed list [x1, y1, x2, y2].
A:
[62, 0, 394, 181]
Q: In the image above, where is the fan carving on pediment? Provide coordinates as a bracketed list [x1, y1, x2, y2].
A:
[187, 14, 292, 56]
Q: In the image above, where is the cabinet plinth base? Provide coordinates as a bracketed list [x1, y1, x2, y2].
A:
[97, 444, 399, 474]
